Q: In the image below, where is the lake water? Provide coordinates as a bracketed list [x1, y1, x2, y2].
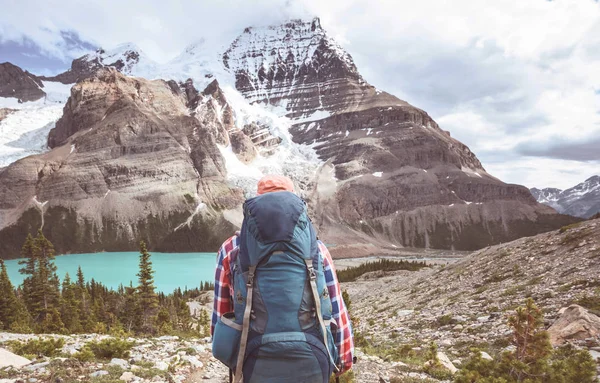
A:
[3, 252, 217, 293]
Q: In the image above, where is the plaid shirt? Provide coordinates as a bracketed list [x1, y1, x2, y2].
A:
[211, 235, 354, 375]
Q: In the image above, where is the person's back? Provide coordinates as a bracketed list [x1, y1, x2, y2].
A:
[211, 175, 354, 383]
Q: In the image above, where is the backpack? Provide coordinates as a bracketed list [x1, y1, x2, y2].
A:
[212, 191, 339, 383]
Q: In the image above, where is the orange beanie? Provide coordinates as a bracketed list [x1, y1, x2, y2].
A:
[257, 175, 295, 195]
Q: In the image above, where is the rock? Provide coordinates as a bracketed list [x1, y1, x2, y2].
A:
[155, 361, 169, 371]
[452, 359, 462, 366]
[90, 371, 109, 377]
[589, 350, 600, 361]
[477, 316, 490, 323]
[480, 351, 493, 361]
[184, 355, 204, 369]
[157, 335, 179, 341]
[453, 324, 464, 331]
[439, 339, 452, 347]
[24, 361, 49, 371]
[119, 372, 135, 381]
[436, 351, 458, 374]
[110, 358, 129, 369]
[0, 348, 31, 368]
[548, 305, 600, 346]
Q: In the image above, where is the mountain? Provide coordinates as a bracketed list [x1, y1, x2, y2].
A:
[531, 176, 600, 218]
[41, 43, 158, 84]
[0, 62, 45, 102]
[222, 18, 576, 252]
[0, 18, 578, 258]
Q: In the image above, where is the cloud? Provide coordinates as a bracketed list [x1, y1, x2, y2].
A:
[0, 0, 599, 189]
[517, 137, 600, 162]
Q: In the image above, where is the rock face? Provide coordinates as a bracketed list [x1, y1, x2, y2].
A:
[0, 62, 45, 102]
[548, 305, 600, 346]
[532, 176, 600, 218]
[0, 68, 246, 258]
[225, 18, 578, 250]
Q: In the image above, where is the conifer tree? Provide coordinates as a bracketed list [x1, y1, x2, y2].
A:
[120, 283, 141, 333]
[137, 241, 159, 334]
[18, 234, 37, 314]
[0, 260, 21, 330]
[60, 273, 83, 333]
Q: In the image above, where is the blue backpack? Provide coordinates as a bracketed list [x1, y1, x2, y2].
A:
[212, 191, 339, 383]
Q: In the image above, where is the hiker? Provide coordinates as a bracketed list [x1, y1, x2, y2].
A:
[211, 175, 354, 383]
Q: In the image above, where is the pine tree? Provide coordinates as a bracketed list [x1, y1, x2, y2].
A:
[60, 273, 83, 333]
[0, 260, 22, 330]
[137, 241, 159, 334]
[120, 283, 141, 333]
[19, 231, 62, 328]
[18, 234, 37, 314]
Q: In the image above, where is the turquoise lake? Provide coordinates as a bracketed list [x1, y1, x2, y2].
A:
[3, 252, 216, 293]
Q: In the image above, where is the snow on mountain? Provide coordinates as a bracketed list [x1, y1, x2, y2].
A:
[531, 176, 600, 218]
[84, 43, 160, 77]
[0, 81, 72, 167]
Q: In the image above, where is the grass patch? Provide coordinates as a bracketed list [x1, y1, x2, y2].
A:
[559, 222, 583, 233]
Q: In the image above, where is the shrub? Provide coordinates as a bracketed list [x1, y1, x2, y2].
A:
[9, 338, 64, 357]
[87, 338, 135, 359]
[73, 346, 95, 362]
[436, 314, 455, 327]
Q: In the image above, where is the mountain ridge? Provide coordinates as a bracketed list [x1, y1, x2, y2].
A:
[0, 18, 579, 258]
[531, 175, 600, 218]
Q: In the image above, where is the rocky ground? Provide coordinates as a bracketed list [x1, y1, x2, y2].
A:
[2, 220, 600, 382]
[346, 218, 600, 381]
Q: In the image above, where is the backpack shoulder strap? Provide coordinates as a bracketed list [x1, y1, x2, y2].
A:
[234, 265, 256, 383]
[304, 259, 340, 374]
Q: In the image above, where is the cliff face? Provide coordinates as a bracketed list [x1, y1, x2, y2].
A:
[0, 69, 248, 258]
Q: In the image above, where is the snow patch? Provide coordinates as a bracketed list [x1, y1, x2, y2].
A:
[372, 172, 383, 177]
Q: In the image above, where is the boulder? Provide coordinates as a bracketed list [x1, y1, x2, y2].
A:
[0, 347, 31, 368]
[120, 372, 135, 381]
[480, 351, 493, 361]
[110, 358, 129, 369]
[436, 351, 458, 374]
[548, 305, 600, 346]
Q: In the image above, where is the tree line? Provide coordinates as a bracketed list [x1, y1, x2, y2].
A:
[0, 230, 213, 336]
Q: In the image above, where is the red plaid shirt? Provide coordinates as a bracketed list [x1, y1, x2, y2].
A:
[211, 235, 354, 375]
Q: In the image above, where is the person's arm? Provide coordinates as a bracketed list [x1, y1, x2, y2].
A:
[319, 242, 354, 375]
[211, 236, 237, 336]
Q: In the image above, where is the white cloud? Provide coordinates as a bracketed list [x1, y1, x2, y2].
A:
[1, 0, 599, 189]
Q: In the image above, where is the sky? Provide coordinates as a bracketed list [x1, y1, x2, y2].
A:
[0, 0, 599, 189]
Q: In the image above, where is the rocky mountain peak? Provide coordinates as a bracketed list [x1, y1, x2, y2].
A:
[223, 17, 371, 119]
[0, 62, 45, 102]
[42, 43, 157, 84]
[531, 176, 600, 218]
